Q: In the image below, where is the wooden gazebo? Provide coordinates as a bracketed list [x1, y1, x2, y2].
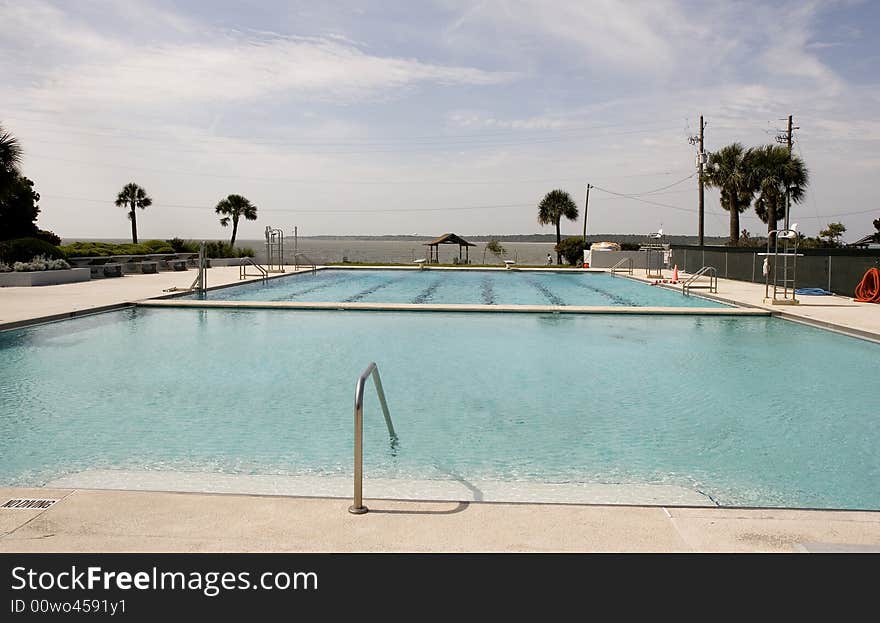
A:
[424, 233, 475, 264]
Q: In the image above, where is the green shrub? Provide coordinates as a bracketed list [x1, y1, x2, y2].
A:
[555, 236, 587, 266]
[60, 242, 114, 257]
[620, 242, 641, 251]
[141, 239, 174, 253]
[60, 240, 177, 257]
[0, 237, 66, 263]
[203, 241, 254, 258]
[167, 238, 200, 253]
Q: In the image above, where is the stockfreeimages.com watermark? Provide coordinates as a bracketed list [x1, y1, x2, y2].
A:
[10, 566, 318, 598]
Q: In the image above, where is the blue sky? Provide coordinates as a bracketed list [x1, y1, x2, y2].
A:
[1, 0, 878, 241]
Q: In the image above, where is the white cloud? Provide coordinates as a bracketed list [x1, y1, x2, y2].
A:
[1, 3, 515, 111]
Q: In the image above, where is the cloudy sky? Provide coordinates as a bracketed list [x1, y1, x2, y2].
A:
[2, 0, 878, 241]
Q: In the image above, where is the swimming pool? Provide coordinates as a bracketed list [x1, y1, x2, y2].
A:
[194, 269, 726, 308]
[1, 307, 877, 510]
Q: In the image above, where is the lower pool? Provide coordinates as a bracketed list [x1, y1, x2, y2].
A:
[0, 308, 876, 510]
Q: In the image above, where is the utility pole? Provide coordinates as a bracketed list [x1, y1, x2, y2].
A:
[582, 183, 591, 240]
[689, 116, 705, 246]
[776, 115, 800, 230]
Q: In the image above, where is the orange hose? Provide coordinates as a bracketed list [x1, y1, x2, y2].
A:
[854, 267, 880, 303]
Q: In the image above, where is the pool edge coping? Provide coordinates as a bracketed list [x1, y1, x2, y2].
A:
[132, 299, 771, 315]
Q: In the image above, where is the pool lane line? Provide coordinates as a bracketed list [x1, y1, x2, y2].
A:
[133, 299, 773, 315]
[568, 278, 636, 306]
[480, 276, 496, 305]
[412, 277, 444, 304]
[522, 274, 566, 306]
[343, 272, 414, 302]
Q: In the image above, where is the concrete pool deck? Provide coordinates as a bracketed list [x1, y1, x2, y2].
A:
[2, 487, 880, 552]
[0, 265, 310, 330]
[2, 263, 879, 552]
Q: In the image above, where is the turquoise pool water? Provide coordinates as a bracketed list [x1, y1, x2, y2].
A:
[196, 269, 726, 307]
[1, 308, 877, 510]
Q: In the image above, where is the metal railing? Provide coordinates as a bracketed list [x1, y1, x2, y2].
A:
[349, 362, 398, 515]
[292, 252, 318, 273]
[682, 266, 717, 295]
[239, 258, 268, 282]
[609, 257, 634, 275]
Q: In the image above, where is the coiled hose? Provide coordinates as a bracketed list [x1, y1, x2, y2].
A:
[854, 267, 880, 303]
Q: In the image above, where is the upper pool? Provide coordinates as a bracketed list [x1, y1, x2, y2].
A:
[195, 269, 726, 307]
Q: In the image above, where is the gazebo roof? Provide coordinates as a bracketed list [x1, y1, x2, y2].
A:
[423, 233, 476, 247]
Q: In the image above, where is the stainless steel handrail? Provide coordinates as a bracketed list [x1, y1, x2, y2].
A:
[609, 257, 634, 274]
[239, 257, 268, 282]
[292, 252, 317, 273]
[682, 266, 717, 295]
[350, 362, 397, 515]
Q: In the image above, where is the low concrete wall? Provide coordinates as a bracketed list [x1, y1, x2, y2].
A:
[588, 250, 648, 269]
[0, 268, 91, 287]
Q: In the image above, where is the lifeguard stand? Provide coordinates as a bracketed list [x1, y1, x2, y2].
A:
[761, 227, 802, 305]
[641, 230, 669, 279]
[264, 226, 285, 273]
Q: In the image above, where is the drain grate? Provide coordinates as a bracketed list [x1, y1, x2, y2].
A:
[1, 498, 59, 510]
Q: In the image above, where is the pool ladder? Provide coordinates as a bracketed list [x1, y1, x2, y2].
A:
[349, 362, 398, 515]
[239, 258, 268, 282]
[292, 252, 318, 274]
[609, 257, 633, 275]
[681, 266, 717, 295]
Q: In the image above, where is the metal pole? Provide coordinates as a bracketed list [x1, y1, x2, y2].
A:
[350, 391, 366, 514]
[582, 183, 591, 240]
[784, 190, 790, 232]
[698, 115, 705, 247]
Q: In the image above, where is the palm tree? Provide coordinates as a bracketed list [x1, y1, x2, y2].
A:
[749, 145, 809, 234]
[537, 189, 579, 264]
[114, 182, 152, 244]
[215, 194, 258, 247]
[0, 124, 23, 188]
[702, 143, 754, 246]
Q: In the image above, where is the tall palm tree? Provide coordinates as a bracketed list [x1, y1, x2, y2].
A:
[749, 145, 809, 234]
[537, 189, 579, 264]
[114, 182, 152, 244]
[702, 143, 754, 246]
[215, 194, 258, 247]
[0, 124, 23, 188]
